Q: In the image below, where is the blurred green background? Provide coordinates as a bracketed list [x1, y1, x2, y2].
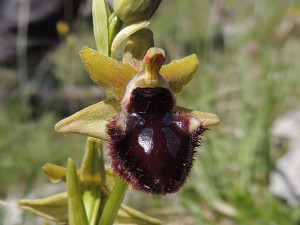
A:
[1, 0, 300, 224]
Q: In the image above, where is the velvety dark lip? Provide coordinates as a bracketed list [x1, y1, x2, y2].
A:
[107, 86, 206, 194]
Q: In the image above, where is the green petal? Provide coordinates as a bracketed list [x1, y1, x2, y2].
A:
[55, 98, 120, 140]
[160, 54, 200, 94]
[176, 106, 220, 127]
[67, 158, 89, 225]
[19, 192, 68, 223]
[80, 47, 136, 100]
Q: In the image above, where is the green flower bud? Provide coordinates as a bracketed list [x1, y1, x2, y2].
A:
[123, 28, 154, 70]
[113, 0, 162, 24]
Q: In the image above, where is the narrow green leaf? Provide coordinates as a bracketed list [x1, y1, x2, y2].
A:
[98, 176, 128, 225]
[108, 13, 123, 56]
[93, 0, 110, 55]
[67, 158, 89, 225]
[118, 204, 162, 225]
[19, 192, 68, 223]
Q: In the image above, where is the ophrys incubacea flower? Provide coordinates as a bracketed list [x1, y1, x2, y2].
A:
[55, 46, 220, 194]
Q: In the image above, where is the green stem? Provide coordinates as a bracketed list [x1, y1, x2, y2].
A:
[83, 186, 101, 225]
[83, 189, 95, 221]
[90, 189, 101, 225]
[98, 176, 128, 225]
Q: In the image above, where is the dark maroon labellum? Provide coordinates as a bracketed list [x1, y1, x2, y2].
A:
[107, 85, 206, 194]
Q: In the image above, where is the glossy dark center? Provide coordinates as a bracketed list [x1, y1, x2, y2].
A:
[127, 87, 174, 116]
[108, 86, 205, 194]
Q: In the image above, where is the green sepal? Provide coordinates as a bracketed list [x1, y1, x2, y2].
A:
[80, 47, 136, 101]
[67, 158, 89, 225]
[43, 163, 67, 183]
[55, 98, 120, 140]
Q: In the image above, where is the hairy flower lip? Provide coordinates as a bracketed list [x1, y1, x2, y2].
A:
[105, 48, 213, 194]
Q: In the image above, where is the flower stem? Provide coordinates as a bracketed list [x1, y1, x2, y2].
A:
[98, 176, 128, 225]
[83, 186, 101, 225]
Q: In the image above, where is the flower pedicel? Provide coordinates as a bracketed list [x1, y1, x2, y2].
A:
[107, 48, 207, 194]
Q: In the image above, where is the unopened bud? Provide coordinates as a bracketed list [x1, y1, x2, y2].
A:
[113, 0, 162, 24]
[123, 29, 154, 70]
